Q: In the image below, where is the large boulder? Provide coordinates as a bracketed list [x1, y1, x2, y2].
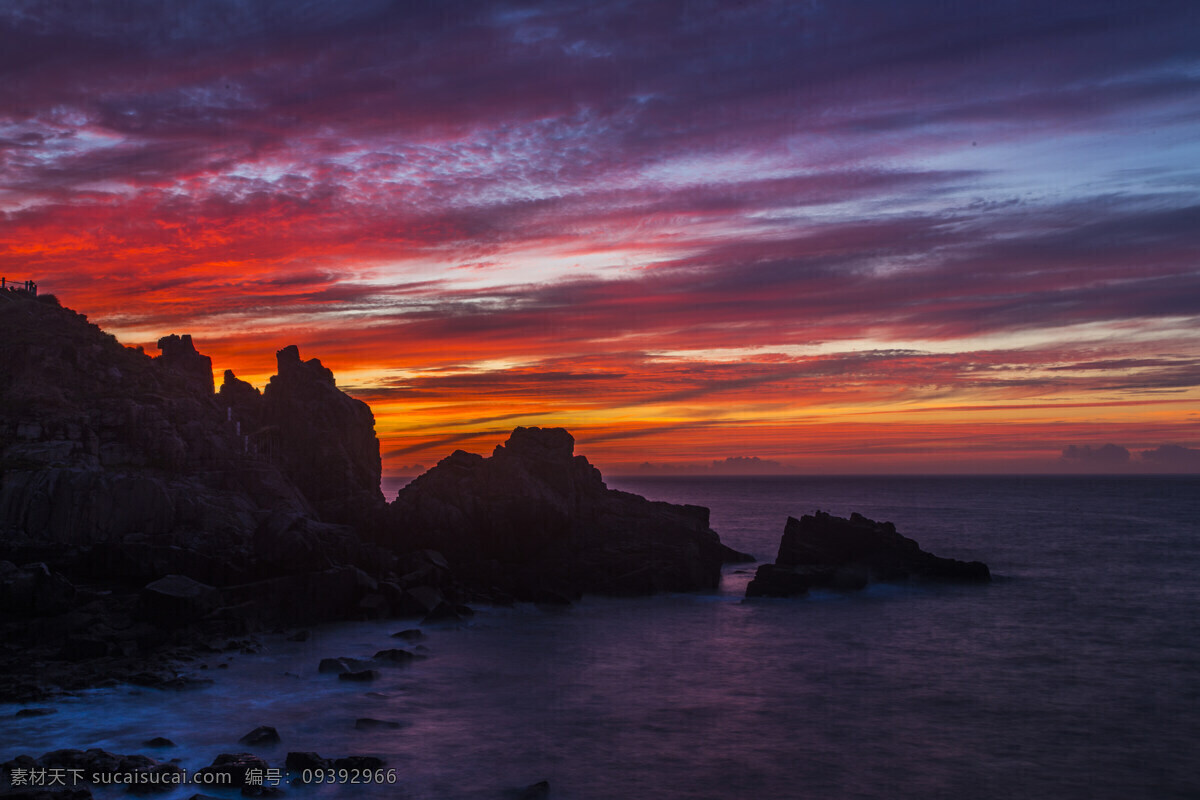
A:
[138, 574, 220, 626]
[746, 511, 990, 597]
[0, 561, 75, 616]
[386, 427, 750, 598]
[219, 566, 379, 626]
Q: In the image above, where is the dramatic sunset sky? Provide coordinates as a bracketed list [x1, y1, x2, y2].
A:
[2, 0, 1198, 477]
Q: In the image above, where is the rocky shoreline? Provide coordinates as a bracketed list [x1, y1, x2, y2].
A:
[1, 291, 988, 706]
[1, 292, 754, 700]
[2, 617, 555, 800]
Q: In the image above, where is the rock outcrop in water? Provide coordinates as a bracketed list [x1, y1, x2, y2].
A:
[386, 426, 752, 599]
[746, 511, 990, 597]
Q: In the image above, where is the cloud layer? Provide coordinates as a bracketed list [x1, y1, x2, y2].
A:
[3, 0, 1199, 473]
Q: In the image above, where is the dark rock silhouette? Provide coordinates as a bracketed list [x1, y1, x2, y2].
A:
[0, 561, 76, 615]
[0, 293, 393, 696]
[138, 574, 220, 626]
[0, 290, 783, 696]
[155, 334, 214, 395]
[261, 345, 384, 528]
[355, 717, 403, 730]
[216, 346, 385, 530]
[0, 295, 378, 592]
[285, 751, 330, 772]
[195, 753, 270, 788]
[746, 511, 990, 597]
[386, 426, 752, 599]
[0, 747, 183, 795]
[238, 726, 281, 746]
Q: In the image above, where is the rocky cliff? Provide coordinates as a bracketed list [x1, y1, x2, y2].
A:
[0, 291, 398, 696]
[0, 292, 382, 590]
[0, 290, 760, 695]
[220, 345, 385, 529]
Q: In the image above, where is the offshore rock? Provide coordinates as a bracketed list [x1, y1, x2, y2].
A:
[386, 427, 751, 599]
[746, 511, 991, 598]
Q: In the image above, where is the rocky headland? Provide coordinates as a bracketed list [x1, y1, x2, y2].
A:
[387, 426, 751, 602]
[0, 289, 751, 698]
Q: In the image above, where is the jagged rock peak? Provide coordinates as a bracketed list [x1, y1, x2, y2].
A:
[219, 369, 261, 401]
[494, 426, 575, 462]
[156, 333, 198, 357]
[386, 425, 750, 598]
[262, 345, 383, 525]
[155, 333, 214, 394]
[275, 344, 335, 386]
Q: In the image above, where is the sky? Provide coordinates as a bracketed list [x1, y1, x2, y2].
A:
[2, 0, 1199, 477]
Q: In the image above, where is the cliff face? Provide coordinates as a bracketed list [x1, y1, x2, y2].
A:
[0, 292, 382, 588]
[1, 290, 748, 609]
[386, 426, 751, 599]
[0, 291, 770, 697]
[215, 346, 385, 529]
[261, 345, 384, 527]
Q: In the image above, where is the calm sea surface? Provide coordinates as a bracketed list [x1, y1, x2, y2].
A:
[4, 476, 1199, 799]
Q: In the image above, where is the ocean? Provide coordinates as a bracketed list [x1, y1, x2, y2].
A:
[4, 475, 1199, 799]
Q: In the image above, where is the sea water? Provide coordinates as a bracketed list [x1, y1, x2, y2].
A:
[3, 476, 1199, 799]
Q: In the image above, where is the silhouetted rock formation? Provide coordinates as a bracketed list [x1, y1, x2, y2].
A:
[155, 334, 214, 395]
[386, 426, 752, 599]
[217, 349, 386, 531]
[746, 511, 990, 597]
[0, 290, 760, 695]
[0, 292, 390, 698]
[261, 345, 384, 528]
[0, 295, 375, 589]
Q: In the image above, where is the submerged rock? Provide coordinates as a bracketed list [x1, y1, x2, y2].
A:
[14, 707, 57, 717]
[195, 754, 270, 788]
[331, 756, 384, 770]
[390, 629, 424, 642]
[237, 726, 280, 746]
[284, 752, 330, 771]
[371, 648, 417, 665]
[354, 718, 403, 730]
[746, 511, 990, 598]
[511, 780, 551, 800]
